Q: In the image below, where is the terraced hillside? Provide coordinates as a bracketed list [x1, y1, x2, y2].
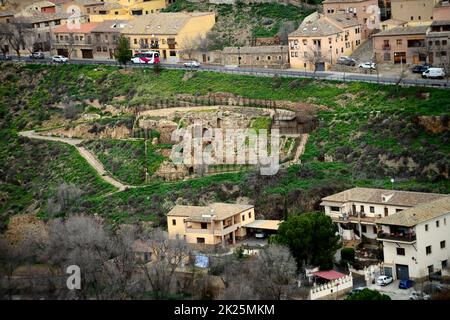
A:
[0, 62, 448, 228]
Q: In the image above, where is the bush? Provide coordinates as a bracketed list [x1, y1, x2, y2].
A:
[346, 288, 391, 300]
[341, 247, 355, 263]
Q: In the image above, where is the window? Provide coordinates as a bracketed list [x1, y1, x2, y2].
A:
[397, 39, 402, 45]
[396, 209, 403, 212]
[302, 39, 307, 45]
[330, 206, 340, 212]
[442, 260, 448, 269]
[441, 240, 446, 249]
[242, 215, 245, 221]
[172, 219, 176, 226]
[425, 224, 428, 231]
[267, 56, 271, 60]
[360, 205, 364, 213]
[196, 237, 205, 244]
[435, 40, 440, 46]
[444, 218, 447, 225]
[426, 245, 432, 255]
[249, 212, 252, 219]
[384, 53, 391, 61]
[361, 225, 367, 233]
[443, 40, 448, 46]
[373, 226, 377, 234]
[134, 38, 138, 44]
[370, 206, 375, 213]
[396, 248, 405, 256]
[201, 223, 207, 229]
[436, 220, 440, 228]
[169, 50, 176, 57]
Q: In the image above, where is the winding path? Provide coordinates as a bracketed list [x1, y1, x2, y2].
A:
[19, 130, 129, 192]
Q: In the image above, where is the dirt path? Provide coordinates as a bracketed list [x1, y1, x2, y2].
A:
[138, 105, 279, 118]
[19, 131, 129, 192]
[282, 133, 309, 168]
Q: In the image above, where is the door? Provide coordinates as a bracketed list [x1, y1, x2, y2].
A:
[81, 49, 93, 59]
[384, 267, 393, 277]
[352, 205, 356, 214]
[394, 52, 406, 64]
[163, 50, 167, 60]
[202, 53, 207, 63]
[315, 62, 325, 71]
[396, 264, 409, 280]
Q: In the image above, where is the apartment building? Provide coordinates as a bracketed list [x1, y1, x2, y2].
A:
[320, 187, 447, 241]
[91, 19, 127, 59]
[372, 24, 430, 64]
[425, 1, 450, 65]
[53, 22, 100, 58]
[390, 0, 439, 22]
[121, 12, 215, 62]
[377, 196, 450, 280]
[322, 0, 380, 38]
[167, 203, 256, 246]
[167, 203, 281, 246]
[288, 14, 362, 71]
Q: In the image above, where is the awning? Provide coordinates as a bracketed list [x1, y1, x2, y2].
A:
[243, 220, 281, 231]
[312, 270, 347, 281]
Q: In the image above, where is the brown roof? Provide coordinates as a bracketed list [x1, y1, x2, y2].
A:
[290, 18, 342, 37]
[372, 25, 429, 37]
[321, 187, 447, 207]
[223, 46, 288, 54]
[381, 19, 407, 25]
[167, 203, 254, 220]
[121, 12, 214, 35]
[91, 19, 127, 33]
[243, 220, 281, 230]
[327, 14, 360, 28]
[377, 197, 450, 227]
[53, 22, 99, 33]
[25, 12, 71, 23]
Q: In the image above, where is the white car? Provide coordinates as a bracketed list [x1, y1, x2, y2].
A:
[422, 67, 445, 79]
[376, 275, 393, 286]
[52, 55, 68, 63]
[358, 62, 376, 69]
[409, 292, 431, 300]
[184, 60, 200, 68]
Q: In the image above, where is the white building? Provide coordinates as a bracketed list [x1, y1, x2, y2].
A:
[320, 187, 447, 241]
[377, 197, 450, 280]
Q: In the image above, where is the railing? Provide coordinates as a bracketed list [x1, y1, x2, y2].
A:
[382, 45, 390, 50]
[377, 232, 416, 242]
[213, 224, 239, 236]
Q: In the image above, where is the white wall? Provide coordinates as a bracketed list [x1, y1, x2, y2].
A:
[309, 275, 353, 300]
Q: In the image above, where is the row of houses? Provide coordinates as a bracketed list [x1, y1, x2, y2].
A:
[166, 188, 449, 283]
[321, 187, 450, 281]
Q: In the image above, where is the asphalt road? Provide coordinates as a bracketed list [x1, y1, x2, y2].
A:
[5, 55, 450, 89]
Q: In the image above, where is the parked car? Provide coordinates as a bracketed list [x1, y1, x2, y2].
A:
[347, 287, 366, 296]
[184, 60, 200, 68]
[337, 56, 356, 66]
[376, 275, 393, 286]
[358, 62, 376, 69]
[422, 67, 445, 79]
[409, 291, 431, 300]
[255, 231, 266, 239]
[399, 279, 415, 289]
[52, 55, 68, 63]
[0, 54, 12, 61]
[29, 52, 44, 59]
[412, 64, 431, 73]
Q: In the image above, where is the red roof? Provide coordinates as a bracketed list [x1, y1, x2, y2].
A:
[312, 270, 347, 281]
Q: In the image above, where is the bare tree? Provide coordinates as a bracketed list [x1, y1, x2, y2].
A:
[436, 46, 450, 84]
[180, 35, 202, 61]
[46, 182, 83, 218]
[2, 18, 32, 60]
[277, 21, 296, 46]
[304, 45, 329, 78]
[139, 228, 191, 299]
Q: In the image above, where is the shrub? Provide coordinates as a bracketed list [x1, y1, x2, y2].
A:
[341, 247, 355, 263]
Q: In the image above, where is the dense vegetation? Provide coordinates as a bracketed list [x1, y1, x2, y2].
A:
[0, 62, 448, 227]
[162, 1, 314, 47]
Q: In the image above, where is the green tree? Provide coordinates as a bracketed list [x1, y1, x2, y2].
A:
[346, 288, 391, 300]
[272, 212, 341, 270]
[115, 35, 132, 67]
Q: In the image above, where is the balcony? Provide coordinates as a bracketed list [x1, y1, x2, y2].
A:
[330, 212, 379, 224]
[382, 45, 391, 50]
[377, 232, 416, 243]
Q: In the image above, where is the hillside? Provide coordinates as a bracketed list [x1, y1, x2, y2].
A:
[163, 1, 314, 48]
[0, 62, 448, 228]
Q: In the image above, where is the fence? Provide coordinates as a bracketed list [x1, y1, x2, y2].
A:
[309, 274, 353, 300]
[15, 58, 450, 89]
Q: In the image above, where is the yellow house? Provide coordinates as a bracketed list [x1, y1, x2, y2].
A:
[391, 0, 439, 23]
[288, 14, 362, 71]
[121, 12, 215, 62]
[86, 2, 130, 22]
[113, 0, 169, 15]
[167, 203, 256, 246]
